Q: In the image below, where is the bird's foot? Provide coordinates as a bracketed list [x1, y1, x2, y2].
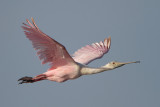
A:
[18, 74, 47, 84]
[18, 76, 34, 84]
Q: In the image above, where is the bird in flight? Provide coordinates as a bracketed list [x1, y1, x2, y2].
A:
[18, 18, 140, 84]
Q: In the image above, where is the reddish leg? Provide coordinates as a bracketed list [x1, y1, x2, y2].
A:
[18, 74, 47, 84]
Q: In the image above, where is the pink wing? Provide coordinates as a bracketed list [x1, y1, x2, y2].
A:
[72, 37, 111, 65]
[22, 18, 75, 69]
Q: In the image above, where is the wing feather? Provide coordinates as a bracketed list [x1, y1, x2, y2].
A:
[72, 37, 111, 65]
[22, 18, 75, 69]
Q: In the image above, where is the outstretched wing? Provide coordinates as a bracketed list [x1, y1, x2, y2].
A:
[72, 37, 111, 65]
[22, 18, 75, 69]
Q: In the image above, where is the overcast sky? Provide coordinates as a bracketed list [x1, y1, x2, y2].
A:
[0, 0, 160, 107]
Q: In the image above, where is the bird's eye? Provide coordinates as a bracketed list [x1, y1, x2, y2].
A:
[112, 62, 115, 64]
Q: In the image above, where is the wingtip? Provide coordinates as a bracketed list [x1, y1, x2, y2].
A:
[31, 17, 34, 23]
[104, 36, 111, 42]
[104, 36, 111, 48]
[26, 17, 34, 22]
[31, 17, 39, 30]
[31, 17, 34, 20]
[24, 17, 39, 30]
[26, 18, 29, 23]
[108, 36, 111, 41]
[107, 36, 111, 49]
[25, 18, 35, 28]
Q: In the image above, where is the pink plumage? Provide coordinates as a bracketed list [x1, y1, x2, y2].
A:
[22, 18, 75, 70]
[73, 37, 111, 65]
[18, 18, 114, 84]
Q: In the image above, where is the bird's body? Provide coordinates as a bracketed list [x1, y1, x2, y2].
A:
[18, 18, 139, 84]
[44, 63, 80, 82]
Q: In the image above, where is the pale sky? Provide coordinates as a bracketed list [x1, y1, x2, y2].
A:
[0, 0, 160, 107]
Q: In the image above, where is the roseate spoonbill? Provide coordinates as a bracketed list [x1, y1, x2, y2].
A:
[18, 18, 140, 84]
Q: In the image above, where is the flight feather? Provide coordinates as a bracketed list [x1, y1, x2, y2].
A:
[22, 18, 75, 69]
[72, 37, 111, 65]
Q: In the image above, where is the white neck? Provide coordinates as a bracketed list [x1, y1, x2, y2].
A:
[80, 66, 112, 75]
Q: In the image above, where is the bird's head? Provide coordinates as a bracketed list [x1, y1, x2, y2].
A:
[103, 61, 140, 69]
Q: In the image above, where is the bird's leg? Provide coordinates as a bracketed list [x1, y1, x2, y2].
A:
[18, 74, 47, 84]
